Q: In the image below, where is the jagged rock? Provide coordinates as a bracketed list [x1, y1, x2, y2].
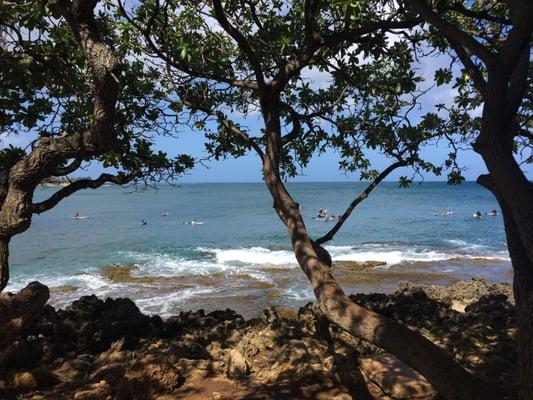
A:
[89, 363, 125, 385]
[3, 280, 519, 399]
[10, 371, 38, 393]
[115, 354, 184, 399]
[54, 357, 92, 383]
[226, 348, 249, 378]
[8, 368, 59, 394]
[30, 367, 60, 390]
[398, 277, 514, 306]
[359, 354, 437, 400]
[73, 380, 112, 400]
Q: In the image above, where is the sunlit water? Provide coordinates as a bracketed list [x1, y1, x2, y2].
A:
[7, 182, 511, 318]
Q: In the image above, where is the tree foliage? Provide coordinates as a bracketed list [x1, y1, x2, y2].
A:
[122, 0, 474, 187]
[0, 0, 193, 185]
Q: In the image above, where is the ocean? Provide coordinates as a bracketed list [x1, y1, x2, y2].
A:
[7, 182, 511, 318]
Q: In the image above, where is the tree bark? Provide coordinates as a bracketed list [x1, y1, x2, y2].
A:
[474, 53, 533, 398]
[260, 100, 499, 400]
[478, 173, 533, 400]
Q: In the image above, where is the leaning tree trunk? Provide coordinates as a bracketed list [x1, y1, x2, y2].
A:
[260, 102, 500, 400]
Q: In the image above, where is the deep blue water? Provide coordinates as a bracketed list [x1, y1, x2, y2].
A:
[6, 182, 510, 317]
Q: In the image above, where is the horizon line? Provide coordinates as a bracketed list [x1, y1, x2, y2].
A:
[172, 180, 481, 184]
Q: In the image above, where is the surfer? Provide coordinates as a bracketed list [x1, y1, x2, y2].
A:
[73, 213, 89, 219]
[317, 208, 328, 219]
[489, 208, 498, 216]
[161, 210, 168, 217]
[184, 219, 204, 225]
[473, 210, 482, 219]
[140, 219, 147, 225]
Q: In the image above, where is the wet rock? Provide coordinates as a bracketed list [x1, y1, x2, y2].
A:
[102, 264, 157, 284]
[50, 285, 80, 294]
[339, 260, 387, 270]
[359, 354, 437, 399]
[398, 277, 514, 306]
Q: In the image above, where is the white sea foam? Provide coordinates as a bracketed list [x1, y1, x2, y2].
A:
[329, 248, 460, 265]
[284, 286, 314, 301]
[122, 243, 510, 279]
[6, 270, 110, 293]
[134, 287, 215, 316]
[120, 251, 225, 275]
[198, 246, 297, 266]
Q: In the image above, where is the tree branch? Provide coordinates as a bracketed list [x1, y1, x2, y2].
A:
[52, 157, 83, 176]
[315, 161, 407, 245]
[322, 18, 422, 47]
[32, 172, 135, 214]
[116, 0, 259, 91]
[179, 100, 265, 159]
[501, 1, 533, 73]
[211, 0, 266, 88]
[281, 107, 302, 146]
[406, 0, 497, 68]
[449, 41, 486, 96]
[446, 3, 511, 25]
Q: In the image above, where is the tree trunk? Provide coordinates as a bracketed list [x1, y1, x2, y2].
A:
[495, 195, 533, 400]
[479, 174, 533, 400]
[473, 58, 533, 399]
[0, 238, 9, 293]
[260, 101, 499, 400]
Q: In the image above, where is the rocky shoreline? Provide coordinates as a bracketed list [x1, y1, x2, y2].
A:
[0, 278, 517, 400]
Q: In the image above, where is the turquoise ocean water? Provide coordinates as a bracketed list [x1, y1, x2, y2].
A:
[7, 182, 511, 317]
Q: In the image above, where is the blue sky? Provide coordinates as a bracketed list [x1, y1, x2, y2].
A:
[146, 126, 492, 183]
